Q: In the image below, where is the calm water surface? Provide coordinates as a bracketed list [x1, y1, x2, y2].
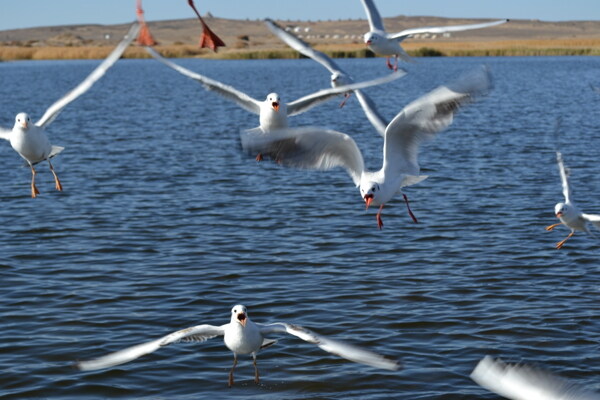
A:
[0, 56, 599, 399]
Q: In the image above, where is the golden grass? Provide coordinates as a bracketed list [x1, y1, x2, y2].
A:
[1, 39, 599, 61]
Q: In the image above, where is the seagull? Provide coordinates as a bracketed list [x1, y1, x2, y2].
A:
[188, 0, 226, 52]
[544, 150, 600, 249]
[145, 47, 404, 136]
[360, 0, 508, 70]
[471, 356, 600, 400]
[0, 23, 139, 198]
[145, 48, 406, 161]
[76, 304, 400, 387]
[265, 18, 388, 135]
[241, 66, 491, 229]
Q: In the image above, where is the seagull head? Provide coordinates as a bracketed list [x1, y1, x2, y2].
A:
[360, 182, 380, 210]
[363, 32, 379, 46]
[331, 72, 351, 88]
[555, 202, 569, 218]
[231, 304, 248, 328]
[15, 112, 31, 130]
[266, 93, 281, 112]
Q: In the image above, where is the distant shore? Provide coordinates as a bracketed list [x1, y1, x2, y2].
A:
[1, 38, 599, 61]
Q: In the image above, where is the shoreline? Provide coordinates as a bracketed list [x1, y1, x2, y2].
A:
[1, 39, 599, 61]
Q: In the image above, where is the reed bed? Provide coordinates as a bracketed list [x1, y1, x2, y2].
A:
[1, 39, 598, 61]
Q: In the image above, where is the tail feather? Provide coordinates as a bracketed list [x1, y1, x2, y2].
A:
[49, 145, 65, 158]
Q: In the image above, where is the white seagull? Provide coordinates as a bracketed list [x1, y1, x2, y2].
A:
[145, 46, 404, 144]
[360, 0, 508, 70]
[0, 23, 139, 198]
[76, 304, 400, 387]
[265, 18, 388, 136]
[471, 356, 600, 400]
[241, 66, 491, 229]
[544, 150, 600, 249]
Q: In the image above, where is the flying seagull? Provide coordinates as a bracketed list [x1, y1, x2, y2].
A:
[241, 66, 491, 228]
[360, 0, 508, 70]
[77, 304, 400, 387]
[265, 18, 389, 136]
[0, 23, 139, 197]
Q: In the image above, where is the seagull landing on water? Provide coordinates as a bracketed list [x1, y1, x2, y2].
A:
[76, 305, 400, 387]
[360, 0, 508, 71]
[145, 46, 404, 160]
[471, 356, 600, 400]
[545, 150, 600, 249]
[241, 66, 492, 229]
[0, 23, 139, 198]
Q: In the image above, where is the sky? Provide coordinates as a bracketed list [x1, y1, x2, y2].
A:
[1, 0, 599, 31]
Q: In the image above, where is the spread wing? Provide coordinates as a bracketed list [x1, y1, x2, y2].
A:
[355, 90, 388, 136]
[471, 356, 599, 400]
[146, 47, 261, 115]
[383, 65, 492, 177]
[240, 126, 364, 186]
[76, 324, 225, 371]
[265, 19, 343, 76]
[36, 23, 140, 129]
[556, 151, 572, 204]
[257, 322, 400, 371]
[390, 19, 508, 40]
[360, 0, 386, 32]
[582, 213, 600, 230]
[0, 127, 11, 141]
[287, 69, 405, 116]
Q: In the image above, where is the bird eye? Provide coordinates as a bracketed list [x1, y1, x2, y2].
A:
[371, 186, 376, 191]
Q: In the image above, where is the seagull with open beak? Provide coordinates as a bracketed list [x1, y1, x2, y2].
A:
[76, 304, 400, 387]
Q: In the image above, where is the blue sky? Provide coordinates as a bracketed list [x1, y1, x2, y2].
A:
[1, 0, 598, 31]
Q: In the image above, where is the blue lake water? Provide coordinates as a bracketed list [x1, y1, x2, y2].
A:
[0, 55, 599, 399]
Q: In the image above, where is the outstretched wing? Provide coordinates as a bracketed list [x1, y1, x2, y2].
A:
[556, 151, 572, 204]
[355, 90, 388, 137]
[146, 47, 261, 115]
[36, 23, 140, 129]
[391, 19, 508, 40]
[0, 127, 11, 141]
[241, 126, 364, 186]
[360, 0, 386, 32]
[265, 19, 343, 76]
[582, 213, 600, 230]
[287, 69, 405, 116]
[76, 324, 225, 371]
[471, 356, 599, 400]
[257, 322, 400, 371]
[383, 65, 492, 177]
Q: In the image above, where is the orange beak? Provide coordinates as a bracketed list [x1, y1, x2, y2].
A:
[366, 40, 371, 46]
[237, 313, 247, 327]
[272, 102, 280, 112]
[364, 194, 373, 210]
[556, 212, 563, 218]
[21, 121, 28, 129]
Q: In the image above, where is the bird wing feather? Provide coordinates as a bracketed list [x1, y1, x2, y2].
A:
[471, 356, 599, 400]
[257, 322, 400, 371]
[360, 0, 386, 32]
[146, 47, 261, 114]
[390, 19, 508, 40]
[76, 324, 225, 371]
[240, 126, 365, 186]
[286, 69, 405, 116]
[36, 23, 140, 129]
[383, 65, 492, 177]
